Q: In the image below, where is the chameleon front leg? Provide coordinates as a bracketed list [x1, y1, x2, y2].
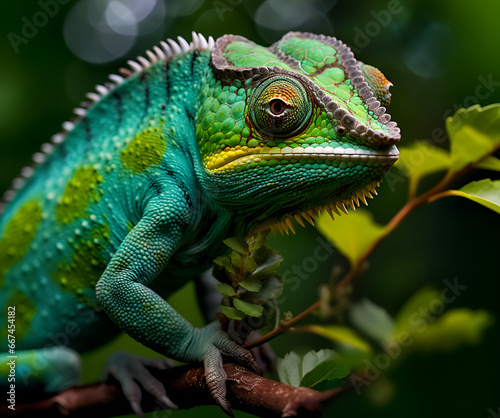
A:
[95, 192, 257, 415]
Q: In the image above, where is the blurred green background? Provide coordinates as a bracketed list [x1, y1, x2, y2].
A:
[1, 0, 499, 417]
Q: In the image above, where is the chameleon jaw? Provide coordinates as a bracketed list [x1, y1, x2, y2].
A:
[252, 180, 381, 236]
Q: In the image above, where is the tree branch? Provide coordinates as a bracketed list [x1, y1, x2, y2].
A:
[2, 363, 344, 418]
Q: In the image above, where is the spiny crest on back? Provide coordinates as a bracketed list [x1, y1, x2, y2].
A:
[0, 32, 215, 214]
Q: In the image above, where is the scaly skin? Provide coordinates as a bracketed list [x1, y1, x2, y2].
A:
[0, 32, 399, 414]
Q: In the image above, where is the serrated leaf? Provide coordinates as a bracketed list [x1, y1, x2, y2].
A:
[305, 324, 371, 352]
[277, 351, 302, 387]
[316, 209, 386, 266]
[302, 349, 337, 375]
[301, 359, 350, 389]
[233, 298, 263, 317]
[223, 237, 248, 254]
[398, 141, 450, 197]
[220, 305, 246, 320]
[412, 308, 493, 352]
[215, 283, 237, 297]
[239, 276, 262, 292]
[446, 104, 500, 174]
[447, 179, 500, 214]
[299, 349, 350, 388]
[349, 299, 395, 343]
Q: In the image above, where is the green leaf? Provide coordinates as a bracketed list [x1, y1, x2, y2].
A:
[215, 283, 237, 297]
[223, 237, 248, 254]
[411, 308, 494, 352]
[242, 256, 257, 274]
[394, 287, 440, 337]
[245, 274, 283, 302]
[398, 141, 450, 197]
[247, 231, 268, 251]
[477, 156, 500, 172]
[300, 349, 350, 388]
[316, 209, 386, 266]
[310, 378, 345, 391]
[251, 251, 283, 277]
[349, 299, 395, 343]
[301, 360, 350, 389]
[277, 351, 302, 387]
[446, 104, 500, 174]
[277, 349, 350, 389]
[447, 179, 500, 214]
[213, 255, 236, 275]
[220, 305, 246, 320]
[239, 276, 262, 292]
[230, 251, 243, 269]
[305, 324, 371, 352]
[233, 298, 263, 317]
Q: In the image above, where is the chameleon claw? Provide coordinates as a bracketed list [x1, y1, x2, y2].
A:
[216, 397, 234, 417]
[130, 401, 145, 418]
[159, 395, 179, 409]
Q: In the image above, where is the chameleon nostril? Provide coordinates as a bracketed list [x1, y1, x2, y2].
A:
[336, 125, 347, 136]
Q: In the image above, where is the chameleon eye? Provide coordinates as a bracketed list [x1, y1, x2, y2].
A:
[336, 125, 347, 136]
[250, 76, 312, 139]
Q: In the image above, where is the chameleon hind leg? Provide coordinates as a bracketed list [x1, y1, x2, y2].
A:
[0, 347, 81, 401]
[95, 190, 258, 415]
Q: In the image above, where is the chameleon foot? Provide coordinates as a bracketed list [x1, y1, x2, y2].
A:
[102, 351, 178, 417]
[193, 323, 260, 416]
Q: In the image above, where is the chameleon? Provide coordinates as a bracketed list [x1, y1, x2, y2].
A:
[0, 31, 399, 415]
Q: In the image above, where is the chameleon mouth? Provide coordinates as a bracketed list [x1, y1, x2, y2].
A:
[260, 179, 382, 236]
[207, 145, 399, 172]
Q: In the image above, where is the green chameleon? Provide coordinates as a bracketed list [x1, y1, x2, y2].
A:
[0, 32, 399, 415]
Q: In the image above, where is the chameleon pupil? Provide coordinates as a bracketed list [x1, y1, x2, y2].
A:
[270, 99, 285, 115]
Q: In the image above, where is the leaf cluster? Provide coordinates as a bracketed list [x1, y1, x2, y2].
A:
[213, 231, 284, 329]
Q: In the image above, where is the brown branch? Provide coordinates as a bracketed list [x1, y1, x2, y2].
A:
[2, 363, 344, 418]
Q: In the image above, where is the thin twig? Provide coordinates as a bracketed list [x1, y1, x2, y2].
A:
[247, 151, 493, 349]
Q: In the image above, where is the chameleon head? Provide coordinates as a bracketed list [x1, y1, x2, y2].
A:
[196, 32, 400, 231]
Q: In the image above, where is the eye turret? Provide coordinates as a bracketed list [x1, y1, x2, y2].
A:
[249, 76, 312, 139]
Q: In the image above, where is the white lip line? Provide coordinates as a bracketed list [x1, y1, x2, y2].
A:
[275, 145, 399, 156]
[212, 150, 399, 170]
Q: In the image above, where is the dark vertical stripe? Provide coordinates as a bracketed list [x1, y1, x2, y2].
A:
[140, 72, 150, 113]
[164, 61, 171, 108]
[190, 50, 199, 76]
[112, 90, 123, 124]
[82, 117, 91, 142]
